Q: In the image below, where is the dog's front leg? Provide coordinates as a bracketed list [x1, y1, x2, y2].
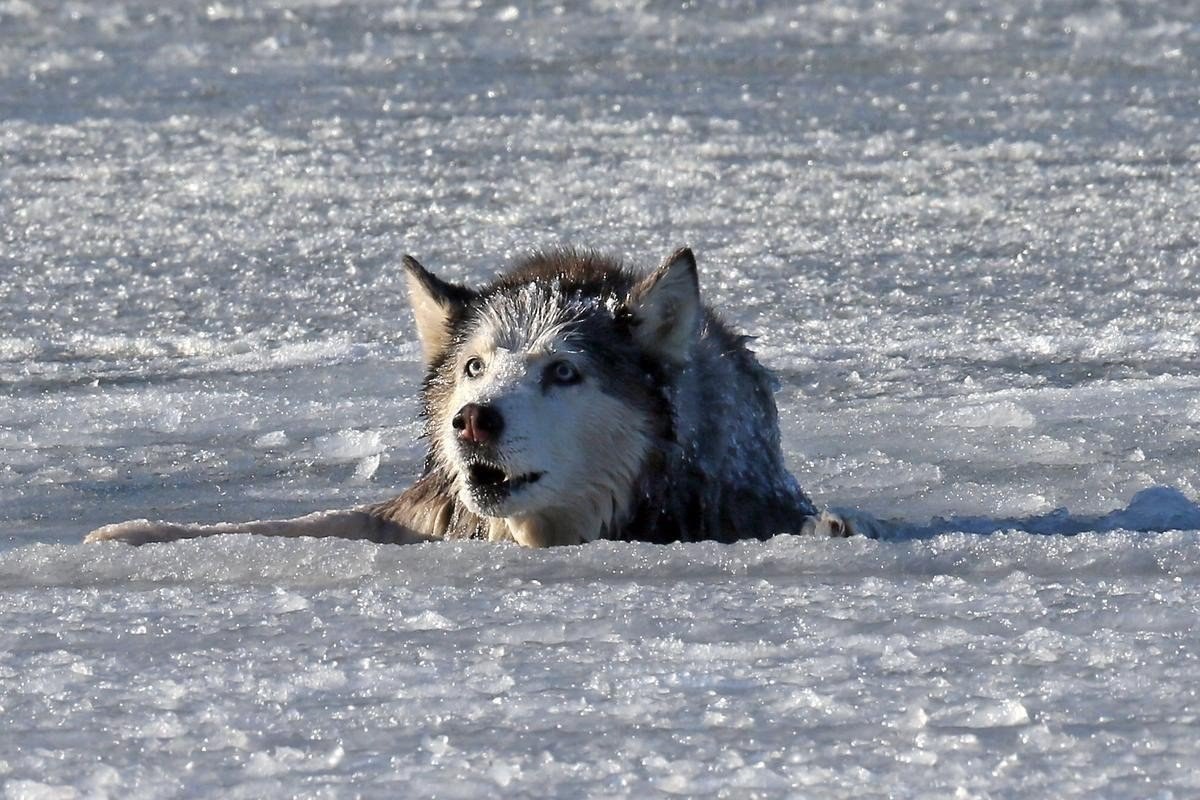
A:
[84, 509, 436, 546]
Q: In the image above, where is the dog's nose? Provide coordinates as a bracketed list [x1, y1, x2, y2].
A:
[452, 403, 504, 444]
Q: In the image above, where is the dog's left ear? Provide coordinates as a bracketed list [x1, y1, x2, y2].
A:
[403, 256, 476, 363]
[625, 247, 701, 364]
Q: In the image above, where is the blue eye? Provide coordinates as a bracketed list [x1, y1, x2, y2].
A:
[464, 357, 485, 378]
[546, 360, 581, 386]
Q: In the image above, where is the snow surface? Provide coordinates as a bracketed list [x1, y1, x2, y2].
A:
[1, 0, 1199, 796]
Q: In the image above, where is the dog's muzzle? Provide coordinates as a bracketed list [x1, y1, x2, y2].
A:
[463, 460, 544, 509]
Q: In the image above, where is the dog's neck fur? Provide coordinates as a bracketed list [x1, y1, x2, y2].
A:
[489, 513, 593, 548]
[375, 458, 647, 545]
[488, 485, 631, 547]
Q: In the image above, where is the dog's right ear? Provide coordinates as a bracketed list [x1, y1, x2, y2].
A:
[624, 247, 701, 364]
[402, 256, 476, 363]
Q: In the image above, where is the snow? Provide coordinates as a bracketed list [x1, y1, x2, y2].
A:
[3, 533, 1200, 796]
[1, 0, 1199, 796]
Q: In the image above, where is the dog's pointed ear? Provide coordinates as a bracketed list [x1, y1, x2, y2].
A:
[625, 247, 701, 364]
[402, 255, 475, 363]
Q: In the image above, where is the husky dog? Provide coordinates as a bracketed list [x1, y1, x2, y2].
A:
[86, 247, 853, 547]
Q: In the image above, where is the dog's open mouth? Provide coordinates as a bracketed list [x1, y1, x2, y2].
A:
[465, 462, 544, 496]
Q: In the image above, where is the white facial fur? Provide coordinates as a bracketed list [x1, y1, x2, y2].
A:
[436, 297, 653, 546]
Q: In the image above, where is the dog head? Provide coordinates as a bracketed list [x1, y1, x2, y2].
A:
[403, 247, 700, 546]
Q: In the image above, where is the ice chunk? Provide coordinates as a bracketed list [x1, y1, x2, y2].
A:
[959, 700, 1031, 728]
[935, 401, 1035, 429]
[312, 430, 384, 461]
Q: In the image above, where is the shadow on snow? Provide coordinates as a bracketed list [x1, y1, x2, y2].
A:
[843, 486, 1200, 542]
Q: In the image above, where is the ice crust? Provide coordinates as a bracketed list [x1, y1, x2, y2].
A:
[3, 531, 1200, 798]
[2, 0, 1199, 796]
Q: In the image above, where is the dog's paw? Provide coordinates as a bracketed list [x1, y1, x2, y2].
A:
[84, 519, 192, 546]
[801, 509, 889, 538]
[802, 510, 854, 538]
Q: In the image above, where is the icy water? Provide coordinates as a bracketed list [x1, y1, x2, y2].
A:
[2, 0, 1199, 797]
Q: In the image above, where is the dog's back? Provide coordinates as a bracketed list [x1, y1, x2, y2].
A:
[637, 311, 817, 542]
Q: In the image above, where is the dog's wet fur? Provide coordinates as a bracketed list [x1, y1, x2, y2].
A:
[87, 247, 856, 547]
